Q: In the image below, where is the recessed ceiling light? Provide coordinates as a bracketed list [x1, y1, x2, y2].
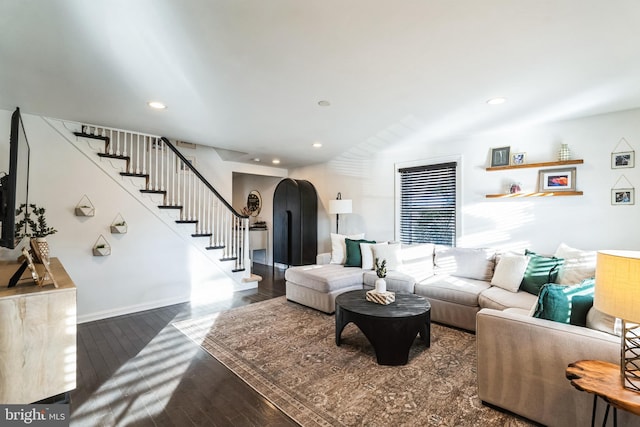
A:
[312, 142, 323, 148]
[318, 100, 331, 107]
[272, 159, 280, 165]
[147, 101, 167, 109]
[486, 97, 507, 105]
[252, 158, 260, 162]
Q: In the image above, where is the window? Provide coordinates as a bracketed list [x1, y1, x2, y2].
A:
[398, 161, 457, 246]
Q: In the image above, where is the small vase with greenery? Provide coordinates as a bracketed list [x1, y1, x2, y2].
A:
[374, 257, 387, 293]
[15, 203, 57, 240]
[15, 203, 57, 264]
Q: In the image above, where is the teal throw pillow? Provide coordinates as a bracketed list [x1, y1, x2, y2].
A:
[520, 250, 564, 295]
[344, 239, 376, 267]
[533, 278, 595, 327]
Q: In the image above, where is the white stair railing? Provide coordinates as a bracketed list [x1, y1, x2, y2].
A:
[75, 126, 249, 272]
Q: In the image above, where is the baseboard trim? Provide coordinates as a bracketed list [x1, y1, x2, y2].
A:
[76, 294, 192, 324]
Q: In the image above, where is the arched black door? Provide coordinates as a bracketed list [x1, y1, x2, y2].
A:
[273, 179, 317, 266]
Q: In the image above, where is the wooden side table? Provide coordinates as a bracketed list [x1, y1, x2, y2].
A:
[566, 360, 640, 427]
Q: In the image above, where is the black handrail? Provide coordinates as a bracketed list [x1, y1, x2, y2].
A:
[160, 137, 248, 220]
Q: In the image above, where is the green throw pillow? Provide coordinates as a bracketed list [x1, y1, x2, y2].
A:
[344, 239, 376, 267]
[520, 250, 564, 295]
[533, 278, 595, 327]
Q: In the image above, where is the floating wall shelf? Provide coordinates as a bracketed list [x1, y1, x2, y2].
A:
[485, 191, 584, 199]
[486, 159, 584, 172]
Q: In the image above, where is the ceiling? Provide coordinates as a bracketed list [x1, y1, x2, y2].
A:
[2, 1, 640, 168]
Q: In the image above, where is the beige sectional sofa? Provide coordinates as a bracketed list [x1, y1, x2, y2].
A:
[285, 238, 635, 426]
[285, 242, 539, 331]
[477, 308, 635, 427]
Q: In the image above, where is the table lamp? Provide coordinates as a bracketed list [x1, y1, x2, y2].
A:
[328, 192, 352, 234]
[594, 250, 640, 392]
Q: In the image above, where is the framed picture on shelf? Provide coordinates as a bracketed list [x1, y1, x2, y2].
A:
[511, 152, 526, 165]
[490, 146, 510, 167]
[611, 188, 635, 205]
[611, 151, 635, 169]
[538, 167, 576, 192]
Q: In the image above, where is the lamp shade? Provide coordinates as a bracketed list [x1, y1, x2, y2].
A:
[328, 199, 352, 215]
[594, 250, 640, 324]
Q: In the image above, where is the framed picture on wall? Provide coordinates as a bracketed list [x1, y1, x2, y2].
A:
[538, 168, 576, 192]
[611, 151, 635, 169]
[612, 188, 635, 205]
[490, 146, 510, 167]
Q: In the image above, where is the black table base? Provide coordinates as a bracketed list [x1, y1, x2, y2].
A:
[335, 290, 431, 366]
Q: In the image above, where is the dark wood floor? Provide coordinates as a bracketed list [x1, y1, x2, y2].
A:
[70, 264, 299, 427]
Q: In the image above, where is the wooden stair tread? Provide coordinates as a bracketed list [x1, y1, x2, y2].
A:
[98, 153, 130, 161]
[74, 131, 109, 142]
[121, 172, 149, 178]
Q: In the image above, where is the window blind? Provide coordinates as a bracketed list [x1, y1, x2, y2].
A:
[398, 162, 457, 246]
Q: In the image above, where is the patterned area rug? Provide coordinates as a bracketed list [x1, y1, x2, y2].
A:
[173, 297, 535, 426]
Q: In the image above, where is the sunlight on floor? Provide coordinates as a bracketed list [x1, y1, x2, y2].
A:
[71, 324, 200, 426]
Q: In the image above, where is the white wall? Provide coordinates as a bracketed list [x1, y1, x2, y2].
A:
[232, 173, 285, 265]
[0, 110, 287, 322]
[4, 106, 638, 321]
[291, 108, 640, 255]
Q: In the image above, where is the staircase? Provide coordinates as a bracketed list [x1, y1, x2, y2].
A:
[69, 123, 251, 282]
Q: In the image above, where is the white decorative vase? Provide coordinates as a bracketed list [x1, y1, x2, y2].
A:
[375, 278, 387, 293]
[558, 143, 571, 161]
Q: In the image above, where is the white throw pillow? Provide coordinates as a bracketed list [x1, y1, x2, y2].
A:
[491, 254, 530, 293]
[372, 243, 402, 271]
[554, 242, 597, 285]
[360, 242, 388, 270]
[330, 233, 365, 264]
[434, 247, 497, 281]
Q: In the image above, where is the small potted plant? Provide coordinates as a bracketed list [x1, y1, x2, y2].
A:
[15, 203, 57, 263]
[93, 243, 111, 256]
[110, 220, 127, 234]
[374, 257, 387, 293]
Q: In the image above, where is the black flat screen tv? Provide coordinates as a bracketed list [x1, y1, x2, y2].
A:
[0, 107, 30, 249]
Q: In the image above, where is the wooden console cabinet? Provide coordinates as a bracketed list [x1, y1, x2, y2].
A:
[0, 258, 76, 403]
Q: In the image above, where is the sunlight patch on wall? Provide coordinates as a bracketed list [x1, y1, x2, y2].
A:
[459, 201, 535, 249]
[328, 116, 425, 177]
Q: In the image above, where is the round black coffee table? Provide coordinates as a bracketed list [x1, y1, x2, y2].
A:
[335, 290, 431, 366]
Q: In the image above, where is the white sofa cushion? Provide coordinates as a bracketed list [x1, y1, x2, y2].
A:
[285, 264, 364, 293]
[360, 242, 388, 270]
[363, 270, 415, 293]
[398, 243, 435, 283]
[554, 242, 597, 284]
[478, 286, 538, 311]
[415, 274, 491, 307]
[372, 243, 402, 270]
[330, 233, 365, 264]
[435, 247, 496, 281]
[491, 254, 530, 292]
